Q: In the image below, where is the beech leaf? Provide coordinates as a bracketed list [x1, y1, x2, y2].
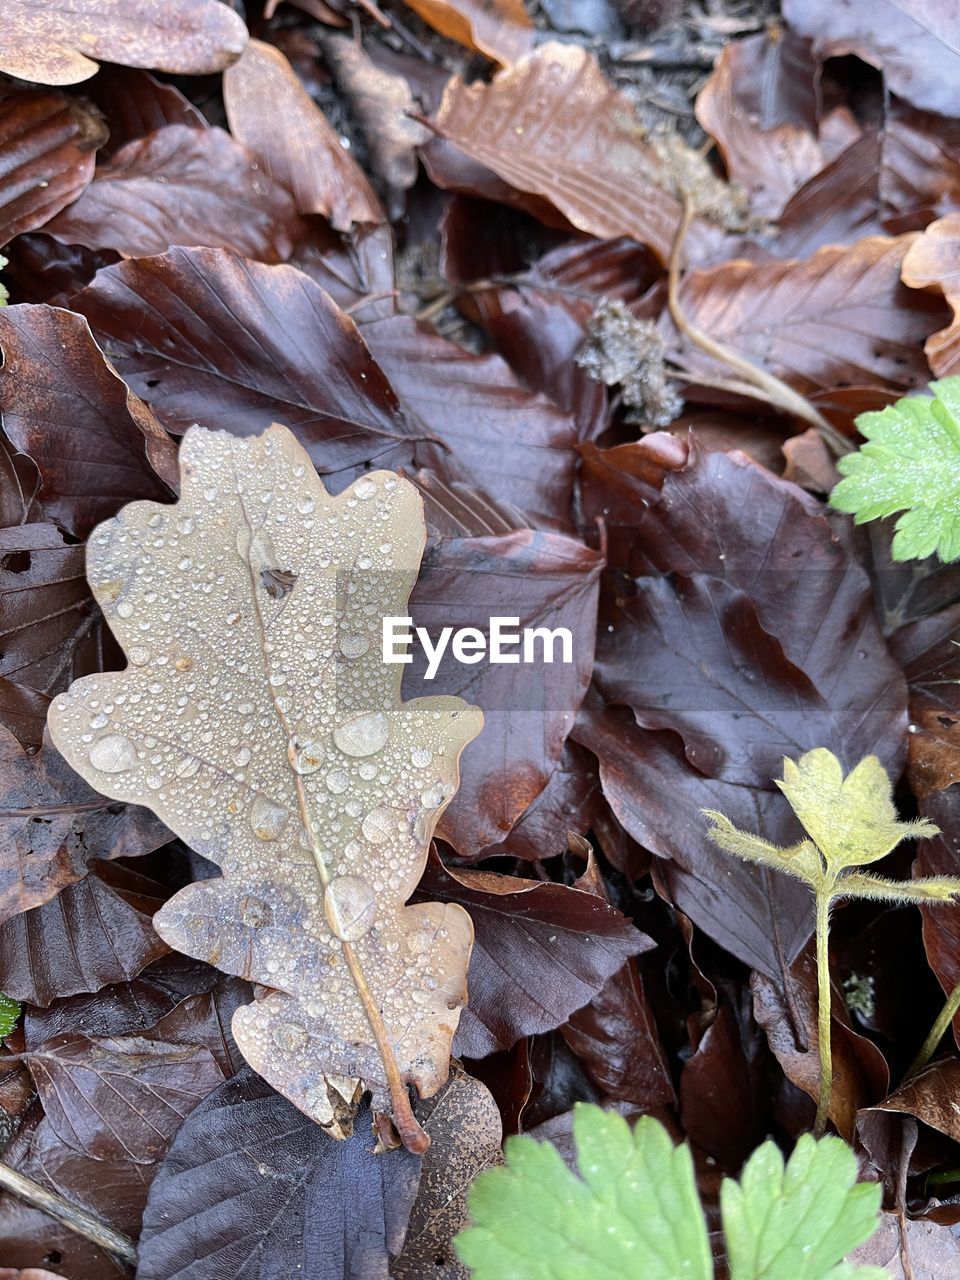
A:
[48, 424, 483, 1152]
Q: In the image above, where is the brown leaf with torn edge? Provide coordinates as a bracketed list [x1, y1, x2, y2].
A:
[423, 43, 685, 264]
[48, 424, 483, 1153]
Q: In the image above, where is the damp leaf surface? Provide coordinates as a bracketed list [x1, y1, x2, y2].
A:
[47, 423, 483, 1151]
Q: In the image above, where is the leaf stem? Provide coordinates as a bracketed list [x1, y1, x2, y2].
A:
[667, 199, 851, 457]
[905, 980, 960, 1081]
[814, 886, 833, 1137]
[0, 1160, 137, 1263]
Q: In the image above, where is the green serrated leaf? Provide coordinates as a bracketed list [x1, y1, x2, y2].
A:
[830, 376, 960, 562]
[455, 1103, 713, 1280]
[721, 1134, 882, 1280]
[776, 749, 939, 871]
[0, 993, 20, 1038]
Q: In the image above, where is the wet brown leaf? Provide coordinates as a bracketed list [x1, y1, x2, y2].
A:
[870, 1060, 960, 1144]
[70, 246, 414, 488]
[0, 859, 170, 1007]
[671, 233, 941, 395]
[49, 424, 483, 1150]
[417, 853, 649, 1058]
[401, 0, 535, 65]
[137, 1068, 421, 1280]
[24, 1029, 224, 1163]
[0, 89, 106, 247]
[390, 1065, 502, 1280]
[84, 66, 206, 158]
[902, 213, 960, 376]
[319, 35, 432, 216]
[881, 101, 960, 226]
[223, 39, 384, 231]
[424, 43, 684, 263]
[0, 729, 168, 924]
[364, 314, 579, 531]
[408, 528, 601, 856]
[0, 0, 248, 86]
[915, 787, 960, 1038]
[695, 29, 823, 219]
[783, 0, 960, 117]
[752, 946, 889, 1142]
[0, 304, 177, 538]
[890, 602, 960, 796]
[44, 125, 305, 263]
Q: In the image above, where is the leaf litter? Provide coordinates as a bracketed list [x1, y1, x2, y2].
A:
[0, 0, 960, 1273]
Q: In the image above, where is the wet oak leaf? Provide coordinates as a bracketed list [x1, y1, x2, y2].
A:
[0, 728, 168, 925]
[44, 125, 305, 264]
[423, 43, 685, 264]
[0, 0, 248, 87]
[0, 304, 178, 539]
[223, 39, 384, 231]
[48, 424, 483, 1152]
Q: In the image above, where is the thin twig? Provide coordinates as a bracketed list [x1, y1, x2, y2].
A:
[905, 980, 960, 1080]
[0, 1160, 137, 1263]
[666, 199, 852, 458]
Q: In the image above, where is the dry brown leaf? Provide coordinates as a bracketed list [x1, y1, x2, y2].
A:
[902, 212, 960, 376]
[401, 0, 535, 65]
[424, 43, 684, 264]
[0, 0, 248, 86]
[223, 38, 384, 231]
[48, 424, 483, 1153]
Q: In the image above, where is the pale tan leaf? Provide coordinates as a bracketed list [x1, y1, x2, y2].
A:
[902, 212, 960, 376]
[0, 0, 247, 87]
[48, 424, 483, 1152]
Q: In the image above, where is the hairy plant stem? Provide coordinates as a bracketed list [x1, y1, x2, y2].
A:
[667, 199, 852, 458]
[905, 980, 960, 1081]
[0, 1160, 137, 1262]
[814, 882, 835, 1137]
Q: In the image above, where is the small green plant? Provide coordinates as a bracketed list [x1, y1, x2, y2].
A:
[829, 376, 960, 562]
[0, 994, 19, 1038]
[455, 1103, 888, 1279]
[704, 748, 960, 1135]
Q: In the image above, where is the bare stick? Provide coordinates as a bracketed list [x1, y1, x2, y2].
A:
[0, 1161, 137, 1263]
[667, 200, 852, 458]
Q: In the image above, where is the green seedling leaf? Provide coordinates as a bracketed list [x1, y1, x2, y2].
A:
[704, 748, 947, 897]
[721, 1133, 884, 1280]
[776, 748, 938, 871]
[455, 1105, 885, 1279]
[0, 992, 20, 1037]
[830, 376, 960, 563]
[456, 1103, 712, 1280]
